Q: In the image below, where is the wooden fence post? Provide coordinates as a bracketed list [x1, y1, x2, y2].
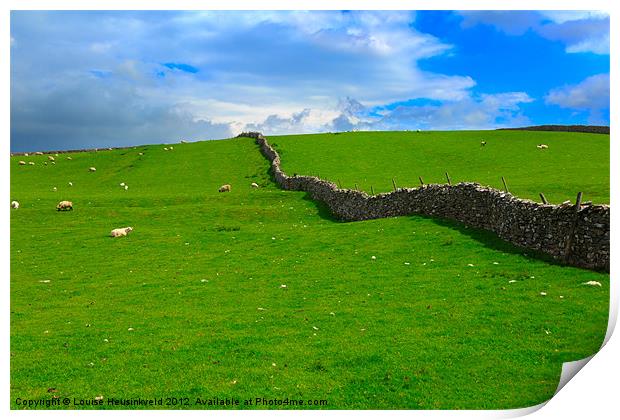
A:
[501, 176, 509, 193]
[539, 193, 548, 204]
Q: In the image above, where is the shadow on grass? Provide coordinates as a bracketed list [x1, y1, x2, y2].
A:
[425, 215, 574, 269]
[300, 193, 340, 222]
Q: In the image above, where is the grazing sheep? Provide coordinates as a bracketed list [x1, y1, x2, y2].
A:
[66, 156, 72, 160]
[219, 184, 231, 192]
[120, 182, 125, 187]
[583, 280, 602, 287]
[68, 182, 73, 186]
[48, 156, 55, 161]
[251, 182, 259, 188]
[34, 152, 43, 155]
[481, 141, 486, 146]
[18, 161, 26, 165]
[28, 162, 35, 165]
[124, 185, 129, 190]
[169, 146, 173, 150]
[52, 187, 57, 191]
[89, 167, 96, 172]
[536, 144, 549, 149]
[56, 200, 73, 211]
[51, 161, 56, 165]
[164, 147, 169, 151]
[110, 227, 133, 238]
[138, 152, 144, 156]
[11, 201, 19, 209]
[24, 153, 29, 157]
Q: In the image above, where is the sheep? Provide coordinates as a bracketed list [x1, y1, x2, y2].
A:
[164, 147, 169, 151]
[138, 152, 144, 156]
[18, 161, 26, 165]
[52, 187, 57, 192]
[110, 227, 133, 238]
[68, 182, 73, 187]
[481, 141, 487, 146]
[251, 182, 259, 188]
[56, 200, 73, 211]
[536, 144, 549, 149]
[28, 162, 35, 165]
[120, 182, 125, 187]
[48, 156, 55, 161]
[34, 152, 43, 155]
[169, 146, 174, 150]
[89, 167, 96, 172]
[583, 280, 602, 287]
[218, 184, 231, 192]
[51, 161, 56, 165]
[11, 201, 19, 209]
[66, 156, 73, 160]
[24, 153, 29, 157]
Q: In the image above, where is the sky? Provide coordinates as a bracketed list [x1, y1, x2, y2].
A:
[10, 10, 610, 152]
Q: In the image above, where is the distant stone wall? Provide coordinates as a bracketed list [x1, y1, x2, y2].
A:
[239, 132, 610, 272]
[498, 125, 610, 135]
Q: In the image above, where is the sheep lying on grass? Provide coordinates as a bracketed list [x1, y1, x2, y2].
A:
[56, 200, 73, 211]
[219, 184, 231, 192]
[18, 161, 26, 165]
[537, 144, 549, 149]
[110, 227, 133, 238]
[11, 201, 19, 209]
[89, 167, 96, 172]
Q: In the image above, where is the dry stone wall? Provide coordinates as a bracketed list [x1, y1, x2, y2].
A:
[241, 131, 610, 272]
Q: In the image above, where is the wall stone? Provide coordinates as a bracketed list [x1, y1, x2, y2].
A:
[238, 131, 610, 272]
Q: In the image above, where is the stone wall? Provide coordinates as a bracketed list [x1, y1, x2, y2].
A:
[238, 131, 610, 272]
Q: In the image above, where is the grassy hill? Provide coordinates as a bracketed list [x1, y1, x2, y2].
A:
[10, 132, 609, 409]
[271, 130, 610, 204]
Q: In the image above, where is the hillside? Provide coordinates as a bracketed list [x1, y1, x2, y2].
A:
[271, 130, 609, 205]
[10, 133, 609, 409]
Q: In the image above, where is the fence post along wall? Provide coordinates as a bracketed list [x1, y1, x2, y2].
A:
[239, 132, 610, 272]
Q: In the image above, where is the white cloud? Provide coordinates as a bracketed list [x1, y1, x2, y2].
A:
[545, 74, 610, 110]
[458, 10, 609, 55]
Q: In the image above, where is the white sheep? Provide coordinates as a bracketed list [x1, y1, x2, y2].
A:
[18, 161, 26, 165]
[110, 227, 133, 238]
[124, 185, 129, 190]
[56, 200, 73, 211]
[120, 182, 125, 187]
[48, 156, 55, 161]
[582, 281, 602, 287]
[536, 144, 549, 149]
[11, 201, 19, 209]
[28, 162, 35, 165]
[251, 182, 259, 188]
[68, 182, 73, 187]
[89, 167, 96, 172]
[164, 147, 169, 151]
[34, 152, 43, 155]
[219, 184, 231, 192]
[66, 156, 73, 160]
[169, 146, 174, 150]
[481, 141, 487, 146]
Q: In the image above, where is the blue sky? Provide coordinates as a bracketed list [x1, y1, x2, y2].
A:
[10, 10, 610, 151]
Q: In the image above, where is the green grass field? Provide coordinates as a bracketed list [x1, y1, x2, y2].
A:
[10, 131, 609, 409]
[272, 130, 610, 204]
